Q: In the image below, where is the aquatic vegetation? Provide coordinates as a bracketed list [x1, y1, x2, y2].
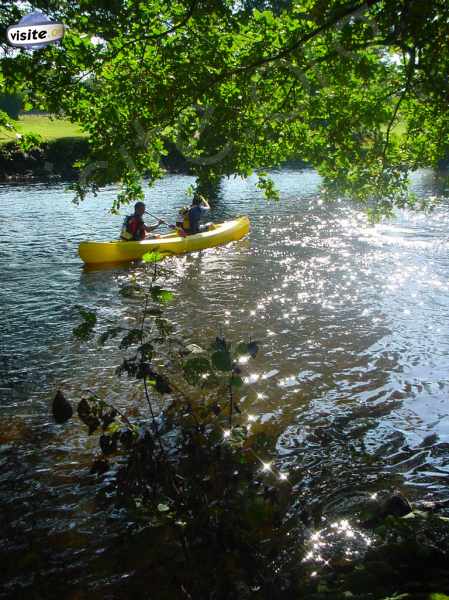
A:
[71, 253, 302, 597]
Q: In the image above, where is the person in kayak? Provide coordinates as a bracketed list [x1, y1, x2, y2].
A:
[120, 202, 164, 241]
[177, 194, 211, 235]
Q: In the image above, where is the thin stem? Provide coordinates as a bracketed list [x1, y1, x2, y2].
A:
[143, 375, 166, 455]
[228, 380, 234, 429]
[138, 277, 166, 455]
[141, 294, 149, 334]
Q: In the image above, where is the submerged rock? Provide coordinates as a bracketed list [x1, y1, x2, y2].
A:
[361, 491, 413, 528]
[52, 390, 73, 423]
[381, 493, 413, 518]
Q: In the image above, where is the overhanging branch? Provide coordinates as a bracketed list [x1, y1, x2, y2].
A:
[232, 0, 385, 74]
[382, 46, 416, 164]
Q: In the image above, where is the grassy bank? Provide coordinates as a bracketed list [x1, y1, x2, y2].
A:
[0, 114, 86, 145]
[0, 115, 190, 181]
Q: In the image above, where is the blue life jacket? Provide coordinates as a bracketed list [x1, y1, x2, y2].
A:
[187, 205, 205, 234]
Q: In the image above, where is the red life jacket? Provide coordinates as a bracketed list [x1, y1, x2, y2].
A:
[121, 214, 145, 241]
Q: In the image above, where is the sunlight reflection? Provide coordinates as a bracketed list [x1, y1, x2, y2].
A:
[303, 519, 374, 571]
[238, 355, 250, 365]
[244, 373, 260, 384]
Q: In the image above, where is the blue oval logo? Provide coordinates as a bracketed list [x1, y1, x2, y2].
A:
[7, 11, 64, 49]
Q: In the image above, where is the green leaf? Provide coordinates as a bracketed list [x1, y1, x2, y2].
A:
[183, 356, 211, 385]
[142, 251, 164, 263]
[151, 286, 174, 303]
[98, 326, 123, 346]
[17, 132, 42, 153]
[119, 329, 143, 349]
[212, 336, 228, 352]
[73, 322, 94, 341]
[235, 342, 250, 357]
[230, 375, 243, 388]
[105, 421, 121, 434]
[77, 397, 100, 434]
[76, 306, 97, 325]
[0, 109, 14, 130]
[155, 318, 174, 336]
[154, 374, 171, 394]
[234, 340, 259, 359]
[147, 371, 172, 394]
[211, 349, 232, 372]
[138, 341, 154, 360]
[73, 306, 97, 340]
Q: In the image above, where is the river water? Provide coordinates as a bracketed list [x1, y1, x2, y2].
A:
[1, 168, 449, 596]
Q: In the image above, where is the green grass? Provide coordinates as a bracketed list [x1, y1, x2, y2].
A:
[0, 114, 86, 145]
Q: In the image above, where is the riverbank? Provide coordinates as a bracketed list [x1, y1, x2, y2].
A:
[0, 138, 310, 183]
[0, 137, 193, 182]
[0, 137, 88, 181]
[0, 115, 194, 181]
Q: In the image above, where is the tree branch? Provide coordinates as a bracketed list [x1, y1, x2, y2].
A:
[232, 0, 385, 74]
[110, 0, 198, 57]
[142, 0, 198, 41]
[382, 47, 416, 164]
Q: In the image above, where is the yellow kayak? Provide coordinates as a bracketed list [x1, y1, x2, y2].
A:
[78, 216, 250, 265]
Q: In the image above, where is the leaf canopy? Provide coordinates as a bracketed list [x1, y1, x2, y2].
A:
[2, 0, 449, 213]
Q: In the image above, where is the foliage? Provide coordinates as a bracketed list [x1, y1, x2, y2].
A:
[0, 108, 13, 130]
[0, 111, 45, 152]
[15, 131, 43, 153]
[347, 513, 449, 600]
[71, 255, 302, 597]
[242, 0, 294, 16]
[2, 1, 449, 211]
[72, 305, 97, 340]
[0, 1, 21, 52]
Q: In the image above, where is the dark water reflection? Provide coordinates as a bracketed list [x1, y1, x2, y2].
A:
[1, 168, 449, 595]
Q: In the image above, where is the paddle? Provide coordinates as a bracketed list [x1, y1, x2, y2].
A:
[144, 210, 176, 229]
